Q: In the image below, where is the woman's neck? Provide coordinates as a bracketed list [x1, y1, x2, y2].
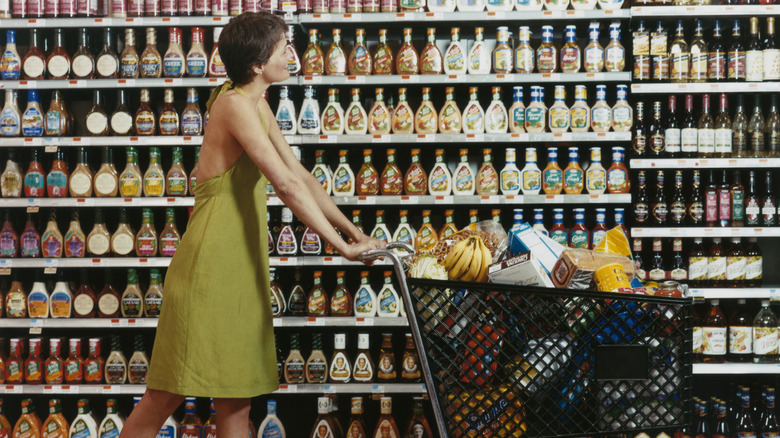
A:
[235, 79, 269, 104]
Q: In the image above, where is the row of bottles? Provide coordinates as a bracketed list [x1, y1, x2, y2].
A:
[310, 395, 431, 438]
[281, 84, 632, 135]
[279, 331, 420, 384]
[632, 18, 780, 83]
[2, 268, 165, 318]
[532, 207, 629, 249]
[632, 94, 780, 159]
[293, 0, 623, 14]
[272, 269, 403, 318]
[0, 27, 225, 79]
[0, 207, 182, 258]
[632, 169, 780, 228]
[695, 299, 780, 363]
[682, 387, 779, 438]
[0, 88, 204, 137]
[0, 334, 149, 384]
[1, 147, 198, 197]
[631, 236, 763, 286]
[297, 23, 625, 77]
[310, 147, 630, 197]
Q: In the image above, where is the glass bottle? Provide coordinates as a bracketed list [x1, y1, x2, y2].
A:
[765, 17, 780, 81]
[584, 22, 604, 73]
[373, 397, 401, 438]
[22, 28, 46, 80]
[746, 17, 764, 82]
[754, 300, 778, 363]
[305, 332, 328, 384]
[86, 90, 109, 136]
[689, 20, 709, 82]
[698, 94, 715, 158]
[420, 28, 443, 75]
[702, 299, 727, 363]
[96, 28, 119, 79]
[414, 88, 437, 134]
[591, 85, 612, 133]
[110, 90, 133, 136]
[373, 29, 393, 75]
[763, 171, 776, 226]
[159, 88, 179, 135]
[71, 28, 95, 79]
[537, 26, 557, 73]
[45, 90, 69, 137]
[120, 28, 139, 78]
[648, 101, 664, 157]
[669, 20, 689, 83]
[768, 95, 780, 158]
[22, 148, 45, 196]
[728, 19, 746, 81]
[709, 20, 727, 82]
[140, 28, 162, 78]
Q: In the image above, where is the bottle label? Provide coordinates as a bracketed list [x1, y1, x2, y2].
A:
[746, 51, 765, 81]
[145, 293, 162, 317]
[550, 229, 567, 247]
[729, 326, 753, 354]
[97, 55, 118, 77]
[754, 327, 778, 356]
[0, 108, 20, 136]
[353, 352, 373, 381]
[122, 292, 142, 316]
[586, 168, 606, 192]
[160, 234, 179, 256]
[354, 288, 375, 316]
[670, 201, 686, 223]
[378, 287, 399, 315]
[71, 420, 93, 438]
[98, 293, 120, 316]
[707, 256, 726, 280]
[719, 191, 731, 221]
[702, 327, 727, 355]
[634, 202, 649, 224]
[21, 232, 40, 257]
[543, 168, 562, 193]
[276, 226, 297, 255]
[24, 171, 45, 197]
[501, 169, 520, 193]
[312, 420, 334, 438]
[681, 127, 698, 153]
[698, 128, 715, 153]
[570, 230, 588, 249]
[300, 228, 322, 254]
[333, 166, 353, 195]
[516, 47, 535, 73]
[23, 56, 44, 78]
[715, 128, 732, 154]
[764, 50, 780, 80]
[520, 169, 540, 193]
[726, 256, 746, 280]
[692, 326, 702, 354]
[549, 107, 569, 130]
[524, 107, 545, 130]
[47, 170, 68, 196]
[167, 173, 187, 195]
[728, 50, 746, 79]
[21, 108, 45, 137]
[570, 107, 587, 130]
[746, 256, 763, 280]
[445, 44, 465, 73]
[86, 112, 107, 134]
[186, 53, 207, 77]
[159, 112, 179, 135]
[665, 128, 681, 153]
[0, 51, 20, 79]
[42, 232, 62, 258]
[120, 55, 138, 78]
[141, 54, 161, 77]
[706, 193, 718, 222]
[259, 419, 284, 438]
[136, 232, 157, 256]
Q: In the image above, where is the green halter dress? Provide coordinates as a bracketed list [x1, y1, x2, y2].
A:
[147, 83, 278, 397]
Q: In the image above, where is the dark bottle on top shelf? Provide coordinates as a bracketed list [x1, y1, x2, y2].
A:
[688, 169, 705, 226]
[665, 95, 681, 158]
[709, 20, 727, 83]
[651, 170, 668, 226]
[649, 101, 665, 158]
[632, 101, 646, 158]
[728, 19, 746, 82]
[681, 94, 698, 159]
[762, 171, 776, 226]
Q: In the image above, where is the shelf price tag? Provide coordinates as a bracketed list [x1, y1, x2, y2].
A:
[466, 133, 484, 142]
[480, 195, 499, 204]
[318, 135, 337, 144]
[302, 76, 322, 84]
[161, 16, 180, 24]
[276, 257, 296, 266]
[486, 11, 504, 18]
[19, 80, 36, 89]
[424, 11, 442, 19]
[589, 194, 605, 203]
[342, 13, 361, 20]
[435, 195, 453, 204]
[395, 12, 415, 20]
[118, 79, 136, 87]
[355, 317, 374, 326]
[323, 257, 342, 265]
[102, 385, 121, 394]
[5, 385, 23, 393]
[770, 289, 779, 303]
[545, 195, 563, 203]
[371, 135, 390, 143]
[0, 269, 11, 276]
[0, 259, 12, 268]
[68, 80, 87, 88]
[346, 75, 365, 83]
[401, 195, 418, 204]
[26, 19, 45, 26]
[447, 75, 466, 82]
[416, 134, 434, 142]
[401, 75, 419, 82]
[357, 196, 376, 205]
[689, 289, 706, 304]
[306, 317, 325, 326]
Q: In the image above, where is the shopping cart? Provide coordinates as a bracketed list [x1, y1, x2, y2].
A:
[360, 242, 693, 438]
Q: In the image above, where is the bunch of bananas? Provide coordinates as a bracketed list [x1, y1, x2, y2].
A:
[443, 235, 492, 282]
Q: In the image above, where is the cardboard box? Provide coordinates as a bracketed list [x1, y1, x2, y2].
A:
[508, 224, 565, 275]
[488, 252, 555, 288]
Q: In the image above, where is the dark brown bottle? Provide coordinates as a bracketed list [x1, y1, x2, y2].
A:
[705, 170, 719, 227]
[762, 171, 777, 226]
[632, 101, 646, 158]
[671, 238, 688, 282]
[85, 90, 109, 136]
[96, 28, 119, 79]
[134, 88, 156, 136]
[651, 170, 668, 226]
[718, 170, 732, 227]
[745, 170, 761, 226]
[709, 20, 727, 82]
[97, 271, 121, 318]
[110, 90, 133, 136]
[732, 170, 745, 227]
[73, 269, 96, 318]
[701, 299, 727, 363]
[633, 171, 650, 226]
[670, 170, 686, 226]
[71, 28, 95, 80]
[400, 334, 420, 383]
[728, 299, 754, 362]
[649, 101, 665, 158]
[376, 333, 396, 383]
[47, 28, 71, 80]
[648, 237, 666, 282]
[22, 29, 46, 80]
[688, 170, 705, 226]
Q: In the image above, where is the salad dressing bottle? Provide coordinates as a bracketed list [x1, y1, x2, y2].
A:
[276, 208, 298, 256]
[515, 27, 534, 74]
[500, 147, 521, 195]
[140, 28, 162, 78]
[380, 149, 403, 196]
[307, 271, 328, 317]
[325, 29, 347, 76]
[585, 147, 607, 194]
[605, 23, 626, 72]
[476, 148, 498, 195]
[333, 150, 355, 196]
[509, 86, 525, 133]
[346, 397, 369, 436]
[46, 91, 70, 137]
[330, 271, 353, 316]
[28, 278, 49, 318]
[276, 86, 297, 135]
[0, 401, 10, 435]
[1, 30, 22, 80]
[189, 147, 200, 195]
[258, 400, 285, 437]
[525, 86, 547, 133]
[42, 399, 69, 436]
[329, 333, 352, 383]
[492, 27, 513, 74]
[349, 29, 372, 75]
[452, 149, 475, 195]
[311, 397, 337, 438]
[354, 271, 377, 317]
[371, 210, 391, 243]
[302, 29, 324, 75]
[584, 22, 604, 73]
[570, 85, 590, 132]
[284, 333, 305, 383]
[70, 148, 94, 198]
[439, 210, 459, 239]
[377, 271, 400, 317]
[105, 335, 127, 384]
[135, 208, 158, 257]
[186, 27, 208, 77]
[87, 209, 111, 257]
[63, 210, 86, 258]
[368, 88, 391, 134]
[415, 88, 438, 134]
[404, 149, 427, 195]
[0, 90, 21, 137]
[405, 398, 434, 437]
[143, 147, 165, 197]
[1, 149, 22, 197]
[537, 26, 558, 73]
[50, 275, 72, 318]
[438, 87, 462, 134]
[163, 27, 185, 77]
[99, 399, 124, 437]
[94, 147, 119, 197]
[392, 88, 414, 134]
[560, 25, 581, 73]
[121, 269, 143, 317]
[111, 209, 135, 256]
[373, 29, 394, 75]
[166, 147, 188, 196]
[311, 149, 333, 195]
[420, 28, 443, 75]
[591, 85, 612, 133]
[468, 27, 490, 74]
[372, 398, 401, 438]
[392, 210, 415, 248]
[612, 84, 633, 132]
[22, 90, 44, 137]
[119, 147, 143, 197]
[444, 28, 466, 75]
[345, 88, 368, 135]
[41, 210, 63, 258]
[396, 28, 419, 75]
[415, 210, 438, 252]
[297, 86, 321, 135]
[14, 400, 41, 437]
[485, 86, 508, 133]
[549, 85, 570, 133]
[179, 398, 203, 438]
[563, 147, 585, 195]
[69, 399, 98, 438]
[305, 332, 328, 383]
[520, 147, 542, 195]
[142, 273, 162, 317]
[321, 88, 345, 134]
[428, 149, 451, 195]
[377, 334, 397, 381]
[462, 87, 485, 134]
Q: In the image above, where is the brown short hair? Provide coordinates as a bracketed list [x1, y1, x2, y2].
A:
[219, 12, 287, 85]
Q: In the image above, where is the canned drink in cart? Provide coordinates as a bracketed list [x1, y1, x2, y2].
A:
[594, 263, 633, 293]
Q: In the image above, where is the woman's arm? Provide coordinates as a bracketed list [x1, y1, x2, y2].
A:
[259, 100, 368, 244]
[211, 94, 380, 259]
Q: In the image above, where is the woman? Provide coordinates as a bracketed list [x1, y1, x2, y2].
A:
[120, 12, 385, 437]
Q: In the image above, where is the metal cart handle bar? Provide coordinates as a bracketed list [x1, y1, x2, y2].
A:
[358, 242, 449, 438]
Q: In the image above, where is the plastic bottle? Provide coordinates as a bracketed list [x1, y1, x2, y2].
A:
[549, 208, 568, 246]
[548, 85, 570, 134]
[70, 399, 99, 438]
[377, 271, 400, 317]
[500, 148, 521, 196]
[28, 278, 50, 318]
[467, 28, 490, 74]
[476, 148, 499, 195]
[392, 210, 416, 249]
[321, 89, 344, 135]
[584, 22, 604, 73]
[585, 147, 607, 195]
[50, 275, 73, 318]
[492, 27, 513, 74]
[591, 85, 612, 133]
[297, 86, 321, 135]
[520, 147, 542, 195]
[444, 28, 466, 74]
[354, 271, 377, 317]
[570, 85, 590, 132]
[311, 150, 332, 195]
[485, 86, 508, 134]
[456, 0, 483, 12]
[0, 90, 21, 137]
[563, 147, 584, 195]
[22, 89, 44, 137]
[462, 87, 485, 134]
[99, 399, 124, 437]
[345, 88, 368, 135]
[179, 397, 203, 438]
[276, 86, 297, 136]
[370, 210, 391, 243]
[428, 149, 452, 195]
[258, 400, 285, 437]
[509, 86, 525, 134]
[612, 84, 633, 132]
[333, 150, 355, 196]
[452, 149, 475, 196]
[524, 86, 546, 133]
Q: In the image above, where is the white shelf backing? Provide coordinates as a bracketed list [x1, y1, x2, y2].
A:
[1, 198, 195, 208]
[300, 132, 631, 144]
[693, 363, 780, 375]
[0, 256, 389, 269]
[690, 288, 779, 300]
[300, 72, 630, 86]
[0, 136, 203, 147]
[632, 82, 780, 94]
[630, 228, 780, 238]
[630, 158, 780, 169]
[631, 5, 780, 16]
[298, 9, 629, 23]
[0, 383, 425, 395]
[0, 316, 407, 328]
[266, 194, 631, 206]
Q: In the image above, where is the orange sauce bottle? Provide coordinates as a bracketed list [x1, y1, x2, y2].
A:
[356, 149, 378, 196]
[420, 28, 443, 74]
[42, 399, 69, 436]
[330, 271, 353, 316]
[373, 29, 394, 75]
[404, 149, 427, 195]
[325, 29, 347, 76]
[439, 210, 458, 239]
[380, 149, 403, 195]
[348, 29, 372, 75]
[13, 399, 42, 437]
[302, 29, 325, 76]
[396, 28, 419, 75]
[307, 271, 328, 317]
[84, 338, 104, 384]
[415, 210, 438, 252]
[563, 147, 584, 195]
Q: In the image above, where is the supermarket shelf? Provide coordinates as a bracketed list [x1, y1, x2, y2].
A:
[0, 15, 293, 28]
[298, 9, 629, 23]
[631, 5, 780, 17]
[0, 383, 426, 395]
[632, 82, 780, 94]
[300, 132, 631, 144]
[690, 288, 779, 300]
[0, 256, 390, 269]
[300, 72, 630, 86]
[693, 363, 780, 375]
[630, 158, 780, 169]
[0, 136, 203, 147]
[0, 316, 407, 328]
[1, 197, 195, 208]
[0, 77, 290, 89]
[266, 194, 631, 206]
[631, 228, 780, 238]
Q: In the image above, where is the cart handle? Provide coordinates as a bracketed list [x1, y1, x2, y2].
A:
[358, 241, 450, 438]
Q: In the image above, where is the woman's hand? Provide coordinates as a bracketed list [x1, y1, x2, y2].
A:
[339, 237, 387, 263]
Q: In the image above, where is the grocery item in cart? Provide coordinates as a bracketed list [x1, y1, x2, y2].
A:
[551, 248, 635, 290]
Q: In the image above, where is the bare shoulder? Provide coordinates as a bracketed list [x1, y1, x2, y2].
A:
[211, 91, 256, 119]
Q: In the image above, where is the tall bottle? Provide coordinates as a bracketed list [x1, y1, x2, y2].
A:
[140, 28, 162, 78]
[709, 20, 727, 82]
[86, 90, 109, 136]
[746, 17, 764, 82]
[467, 27, 490, 74]
[186, 27, 207, 77]
[258, 400, 285, 437]
[72, 28, 95, 79]
[728, 298, 754, 362]
[701, 299, 727, 363]
[754, 300, 779, 363]
[311, 397, 338, 438]
[69, 399, 98, 437]
[714, 94, 732, 158]
[765, 17, 780, 81]
[669, 20, 689, 83]
[373, 397, 401, 438]
[689, 20, 709, 82]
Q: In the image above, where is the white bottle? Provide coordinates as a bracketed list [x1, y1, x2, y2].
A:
[311, 149, 333, 195]
[50, 279, 73, 318]
[392, 210, 416, 249]
[370, 211, 392, 243]
[462, 87, 485, 134]
[452, 148, 475, 196]
[508, 86, 526, 134]
[548, 85, 570, 134]
[597, 0, 622, 11]
[515, 0, 542, 10]
[0, 90, 21, 137]
[532, 208, 548, 236]
[99, 399, 124, 438]
[332, 150, 355, 196]
[519, 147, 542, 195]
[21, 90, 44, 137]
[344, 88, 368, 135]
[258, 400, 286, 438]
[428, 149, 452, 195]
[486, 0, 512, 12]
[354, 271, 378, 318]
[457, 0, 484, 12]
[377, 271, 400, 317]
[467, 28, 491, 75]
[320, 88, 344, 135]
[485, 87, 508, 134]
[275, 86, 297, 136]
[427, 0, 456, 11]
[27, 280, 50, 318]
[70, 399, 99, 438]
[297, 86, 320, 135]
[443, 27, 467, 75]
[544, 0, 568, 12]
[500, 148, 521, 196]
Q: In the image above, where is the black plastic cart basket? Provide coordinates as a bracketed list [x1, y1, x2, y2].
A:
[360, 242, 693, 438]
